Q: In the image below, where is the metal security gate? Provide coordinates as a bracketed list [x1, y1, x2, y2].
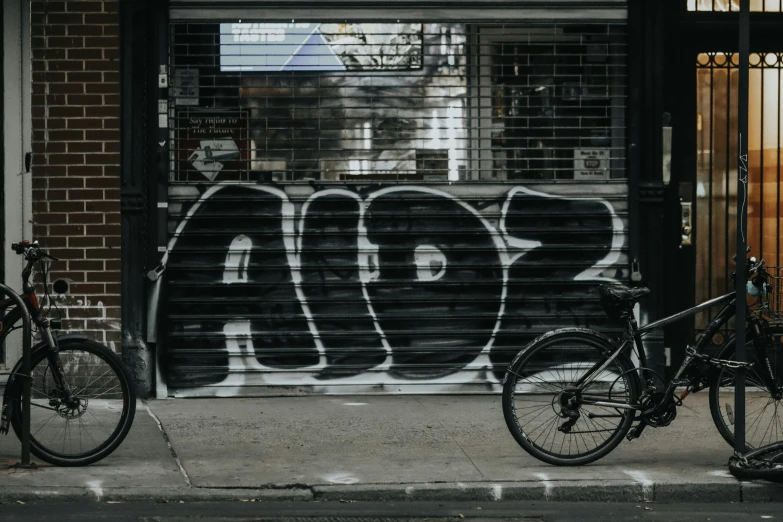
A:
[158, 2, 630, 396]
[694, 52, 783, 332]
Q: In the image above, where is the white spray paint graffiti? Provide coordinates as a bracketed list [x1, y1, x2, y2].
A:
[414, 245, 447, 282]
[158, 183, 627, 396]
[223, 234, 253, 284]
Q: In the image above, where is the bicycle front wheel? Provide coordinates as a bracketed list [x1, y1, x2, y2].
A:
[502, 329, 639, 466]
[10, 339, 136, 466]
[709, 328, 783, 450]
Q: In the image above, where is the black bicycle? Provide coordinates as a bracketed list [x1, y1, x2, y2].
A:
[0, 240, 136, 466]
[502, 249, 783, 466]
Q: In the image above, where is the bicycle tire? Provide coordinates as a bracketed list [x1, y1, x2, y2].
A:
[728, 441, 783, 482]
[8, 339, 136, 466]
[708, 327, 783, 450]
[502, 328, 640, 466]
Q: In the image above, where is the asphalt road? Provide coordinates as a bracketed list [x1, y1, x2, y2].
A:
[0, 501, 781, 522]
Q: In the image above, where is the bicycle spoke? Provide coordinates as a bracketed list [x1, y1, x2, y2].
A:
[81, 417, 101, 448]
[72, 367, 115, 397]
[532, 415, 558, 446]
[559, 425, 567, 455]
[31, 411, 59, 438]
[568, 426, 572, 455]
[87, 409, 114, 437]
[747, 400, 771, 444]
[525, 407, 561, 438]
[741, 400, 773, 423]
[63, 418, 69, 454]
[759, 408, 776, 447]
[87, 383, 123, 400]
[580, 412, 602, 449]
[515, 403, 551, 414]
[30, 402, 59, 413]
[30, 386, 50, 398]
[581, 408, 614, 438]
[46, 420, 66, 449]
[515, 372, 564, 394]
[571, 425, 582, 456]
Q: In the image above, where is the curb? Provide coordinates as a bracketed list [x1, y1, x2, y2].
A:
[0, 480, 780, 504]
[0, 487, 313, 504]
[311, 480, 761, 503]
[312, 481, 646, 502]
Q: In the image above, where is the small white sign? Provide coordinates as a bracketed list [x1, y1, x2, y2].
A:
[573, 148, 609, 180]
[173, 69, 199, 106]
[188, 137, 240, 181]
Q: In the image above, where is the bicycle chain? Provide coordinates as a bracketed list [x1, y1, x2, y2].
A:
[685, 346, 755, 370]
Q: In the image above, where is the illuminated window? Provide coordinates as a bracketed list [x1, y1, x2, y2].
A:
[687, 0, 782, 12]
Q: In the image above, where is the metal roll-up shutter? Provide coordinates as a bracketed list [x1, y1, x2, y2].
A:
[160, 2, 629, 397]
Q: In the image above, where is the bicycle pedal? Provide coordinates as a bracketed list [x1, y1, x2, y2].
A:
[626, 422, 647, 441]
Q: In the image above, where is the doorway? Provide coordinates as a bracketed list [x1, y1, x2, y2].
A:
[693, 51, 783, 338]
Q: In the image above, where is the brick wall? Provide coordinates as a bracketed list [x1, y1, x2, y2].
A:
[30, 0, 121, 348]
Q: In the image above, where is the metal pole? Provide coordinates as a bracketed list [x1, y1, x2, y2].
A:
[734, 0, 750, 456]
[0, 284, 33, 467]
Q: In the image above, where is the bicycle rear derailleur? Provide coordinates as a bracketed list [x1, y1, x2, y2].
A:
[555, 389, 581, 433]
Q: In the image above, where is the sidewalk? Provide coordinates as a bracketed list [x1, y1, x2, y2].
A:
[0, 394, 781, 503]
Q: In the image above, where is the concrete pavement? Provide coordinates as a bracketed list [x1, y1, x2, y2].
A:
[0, 394, 781, 503]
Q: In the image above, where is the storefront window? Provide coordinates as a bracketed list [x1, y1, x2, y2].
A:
[169, 21, 626, 183]
[486, 26, 627, 180]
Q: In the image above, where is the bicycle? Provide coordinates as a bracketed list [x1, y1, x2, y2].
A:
[502, 248, 783, 466]
[0, 240, 136, 466]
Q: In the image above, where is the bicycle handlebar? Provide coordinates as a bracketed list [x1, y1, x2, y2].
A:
[729, 246, 771, 286]
[11, 240, 59, 261]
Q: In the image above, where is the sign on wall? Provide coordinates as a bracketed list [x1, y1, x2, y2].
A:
[175, 109, 250, 182]
[219, 22, 423, 72]
[573, 148, 609, 180]
[172, 69, 199, 106]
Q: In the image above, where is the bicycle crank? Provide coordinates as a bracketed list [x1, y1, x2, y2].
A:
[640, 392, 677, 427]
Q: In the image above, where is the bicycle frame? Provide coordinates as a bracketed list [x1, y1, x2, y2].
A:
[576, 291, 781, 411]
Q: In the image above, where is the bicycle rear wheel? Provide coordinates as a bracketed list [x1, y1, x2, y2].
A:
[502, 329, 639, 466]
[709, 328, 783, 450]
[10, 339, 136, 466]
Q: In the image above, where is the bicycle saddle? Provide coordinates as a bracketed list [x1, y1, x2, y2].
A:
[598, 284, 651, 305]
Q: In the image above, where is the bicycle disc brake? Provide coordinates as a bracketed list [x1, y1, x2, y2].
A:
[42, 366, 86, 419]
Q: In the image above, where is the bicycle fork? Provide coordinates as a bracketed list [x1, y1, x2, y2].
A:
[38, 321, 76, 406]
